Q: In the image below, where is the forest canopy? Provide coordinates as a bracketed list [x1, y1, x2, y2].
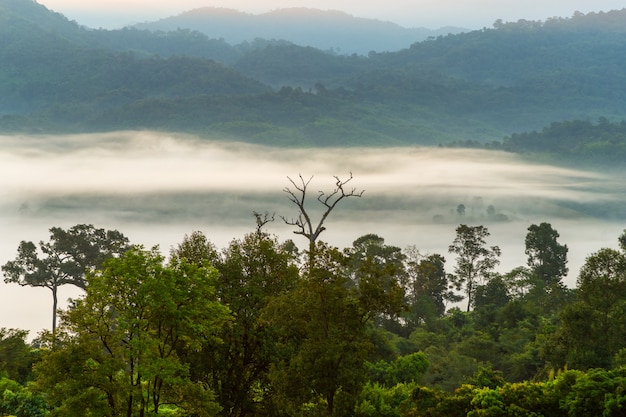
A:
[1, 216, 626, 416]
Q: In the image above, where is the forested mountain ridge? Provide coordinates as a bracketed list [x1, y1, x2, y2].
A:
[0, 0, 269, 127]
[1, 0, 626, 155]
[133, 7, 466, 55]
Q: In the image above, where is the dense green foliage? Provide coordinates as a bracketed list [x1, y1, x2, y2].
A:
[2, 216, 626, 416]
[34, 247, 229, 416]
[446, 118, 626, 169]
[502, 119, 626, 168]
[1, 0, 626, 151]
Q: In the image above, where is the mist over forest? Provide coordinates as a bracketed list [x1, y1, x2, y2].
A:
[0, 132, 623, 331]
[2, 1, 626, 417]
[0, 132, 617, 230]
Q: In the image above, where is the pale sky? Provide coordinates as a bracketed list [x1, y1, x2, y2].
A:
[37, 0, 626, 29]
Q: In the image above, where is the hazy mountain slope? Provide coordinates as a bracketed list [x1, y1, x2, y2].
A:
[2, 0, 626, 150]
[0, 0, 82, 39]
[225, 9, 626, 87]
[134, 7, 466, 55]
[372, 12, 626, 130]
[0, 0, 248, 64]
[0, 0, 268, 116]
[86, 28, 243, 64]
[229, 10, 626, 132]
[372, 10, 626, 85]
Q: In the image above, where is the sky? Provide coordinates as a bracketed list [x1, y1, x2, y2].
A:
[36, 0, 626, 29]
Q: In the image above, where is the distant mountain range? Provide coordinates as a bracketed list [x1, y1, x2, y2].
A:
[133, 7, 467, 55]
[2, 0, 626, 163]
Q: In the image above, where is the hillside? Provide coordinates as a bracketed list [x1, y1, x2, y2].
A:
[0, 0, 268, 119]
[133, 7, 466, 55]
[1, 0, 626, 154]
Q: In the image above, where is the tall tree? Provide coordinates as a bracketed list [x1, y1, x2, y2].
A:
[172, 230, 300, 417]
[404, 248, 461, 330]
[35, 246, 229, 417]
[2, 224, 130, 335]
[525, 222, 568, 290]
[345, 234, 407, 334]
[346, 234, 406, 286]
[448, 224, 501, 311]
[540, 237, 626, 371]
[566, 247, 626, 369]
[265, 242, 404, 416]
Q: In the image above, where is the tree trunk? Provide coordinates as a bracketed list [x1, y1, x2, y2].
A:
[51, 285, 58, 337]
[326, 392, 335, 416]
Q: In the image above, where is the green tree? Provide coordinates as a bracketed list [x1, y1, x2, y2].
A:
[408, 253, 449, 315]
[562, 368, 626, 417]
[525, 222, 568, 294]
[367, 352, 429, 387]
[346, 234, 405, 284]
[464, 365, 505, 389]
[618, 229, 626, 251]
[448, 225, 501, 311]
[170, 230, 220, 268]
[0, 376, 48, 417]
[403, 248, 461, 331]
[556, 247, 626, 369]
[474, 276, 509, 311]
[577, 248, 626, 321]
[35, 246, 230, 417]
[472, 275, 511, 331]
[0, 328, 37, 384]
[500, 266, 534, 299]
[345, 234, 407, 333]
[2, 224, 129, 334]
[266, 242, 404, 416]
[173, 230, 300, 417]
[355, 382, 413, 417]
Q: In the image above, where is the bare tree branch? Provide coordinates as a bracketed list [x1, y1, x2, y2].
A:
[253, 211, 275, 235]
[281, 173, 364, 249]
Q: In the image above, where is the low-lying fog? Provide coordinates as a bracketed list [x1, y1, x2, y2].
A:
[1, 131, 624, 336]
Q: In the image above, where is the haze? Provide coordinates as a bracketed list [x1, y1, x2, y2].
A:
[36, 0, 626, 29]
[1, 132, 624, 336]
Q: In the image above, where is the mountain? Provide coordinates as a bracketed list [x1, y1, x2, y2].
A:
[133, 7, 467, 55]
[2, 0, 626, 155]
[0, 0, 267, 118]
[0, 0, 79, 36]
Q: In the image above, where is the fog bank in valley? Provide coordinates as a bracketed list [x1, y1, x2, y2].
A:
[1, 131, 623, 335]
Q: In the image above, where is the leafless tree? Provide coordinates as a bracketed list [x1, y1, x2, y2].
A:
[253, 210, 275, 236]
[281, 173, 364, 260]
